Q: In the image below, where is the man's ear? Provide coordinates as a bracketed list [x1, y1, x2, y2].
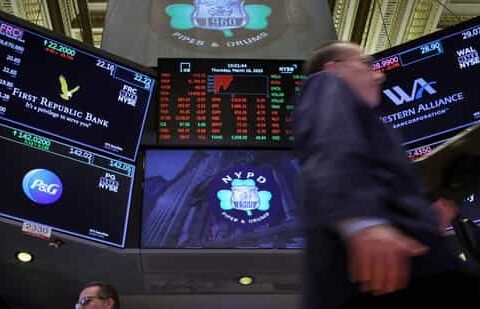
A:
[106, 298, 115, 309]
[323, 61, 338, 72]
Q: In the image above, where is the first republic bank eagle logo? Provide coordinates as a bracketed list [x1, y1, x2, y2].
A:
[152, 0, 287, 52]
[58, 74, 80, 101]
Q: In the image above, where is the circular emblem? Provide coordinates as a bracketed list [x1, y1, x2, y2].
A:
[22, 169, 63, 205]
[209, 166, 281, 230]
[151, 0, 288, 53]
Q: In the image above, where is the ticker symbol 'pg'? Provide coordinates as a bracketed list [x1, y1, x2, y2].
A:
[217, 179, 271, 217]
[58, 74, 80, 101]
[22, 169, 63, 205]
[98, 172, 119, 193]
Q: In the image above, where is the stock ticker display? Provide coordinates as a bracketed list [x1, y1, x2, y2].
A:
[373, 16, 480, 160]
[373, 16, 480, 224]
[0, 13, 155, 161]
[157, 58, 305, 147]
[0, 12, 156, 247]
[0, 122, 135, 247]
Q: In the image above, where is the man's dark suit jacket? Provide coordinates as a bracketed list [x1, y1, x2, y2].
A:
[294, 72, 462, 309]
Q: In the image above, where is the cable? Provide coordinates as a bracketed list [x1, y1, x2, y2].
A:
[433, 0, 464, 23]
[363, 1, 375, 48]
[34, 0, 43, 25]
[74, 0, 84, 39]
[374, 0, 392, 48]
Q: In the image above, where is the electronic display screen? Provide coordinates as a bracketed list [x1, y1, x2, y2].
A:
[373, 16, 480, 160]
[157, 58, 304, 147]
[0, 122, 135, 247]
[101, 0, 336, 66]
[0, 12, 156, 161]
[141, 149, 302, 249]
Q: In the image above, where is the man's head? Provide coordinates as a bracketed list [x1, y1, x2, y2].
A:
[76, 282, 120, 309]
[304, 41, 385, 107]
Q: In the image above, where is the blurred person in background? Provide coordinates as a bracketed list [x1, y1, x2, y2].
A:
[76, 281, 120, 309]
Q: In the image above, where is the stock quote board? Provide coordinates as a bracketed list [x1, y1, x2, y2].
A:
[373, 16, 480, 161]
[157, 58, 305, 148]
[0, 12, 156, 247]
[0, 122, 136, 247]
[373, 16, 480, 225]
[0, 12, 156, 161]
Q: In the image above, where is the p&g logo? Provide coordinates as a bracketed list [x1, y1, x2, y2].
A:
[22, 169, 63, 205]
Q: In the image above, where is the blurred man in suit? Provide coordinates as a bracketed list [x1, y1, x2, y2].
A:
[294, 41, 479, 309]
[76, 281, 120, 309]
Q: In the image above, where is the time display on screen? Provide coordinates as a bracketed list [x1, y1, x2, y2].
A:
[156, 59, 305, 148]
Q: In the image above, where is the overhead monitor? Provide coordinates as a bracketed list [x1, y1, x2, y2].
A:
[0, 122, 135, 247]
[0, 12, 155, 247]
[0, 12, 156, 161]
[157, 58, 305, 147]
[141, 149, 302, 249]
[373, 16, 480, 160]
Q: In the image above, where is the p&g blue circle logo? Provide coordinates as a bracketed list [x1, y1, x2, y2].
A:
[22, 169, 63, 205]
